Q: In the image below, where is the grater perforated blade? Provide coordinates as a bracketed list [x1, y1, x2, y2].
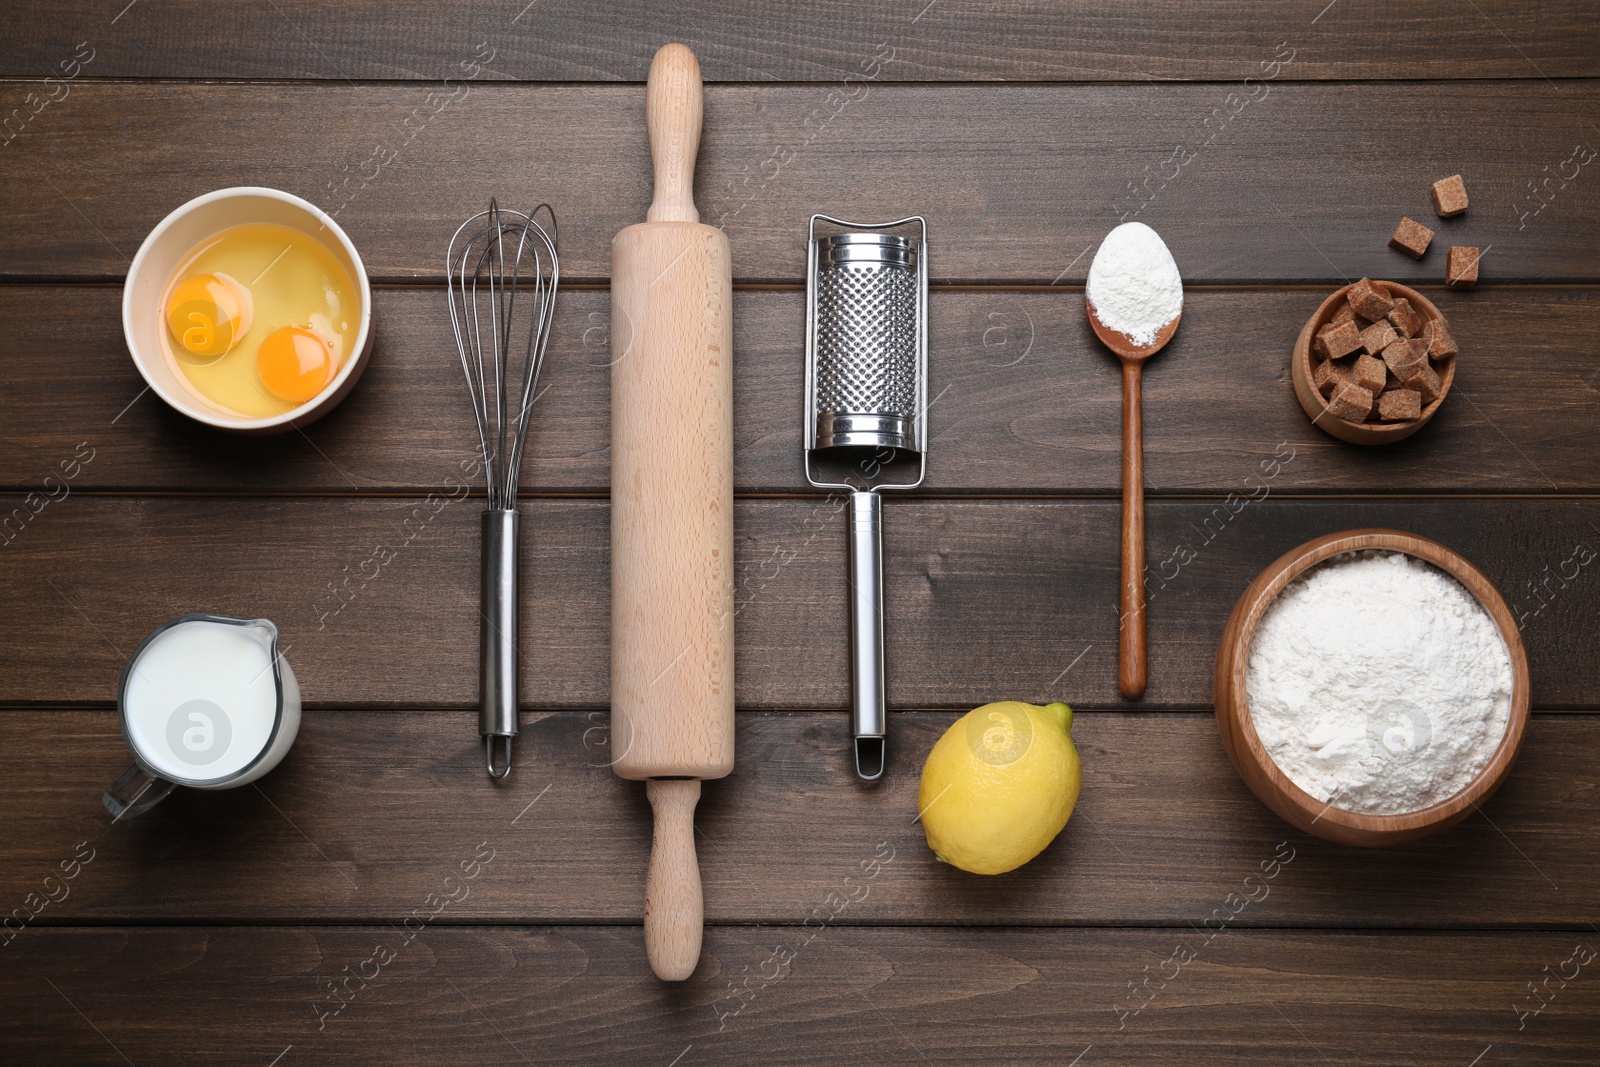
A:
[803, 214, 928, 782]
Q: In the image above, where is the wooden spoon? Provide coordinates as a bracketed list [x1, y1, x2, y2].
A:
[1087, 303, 1181, 700]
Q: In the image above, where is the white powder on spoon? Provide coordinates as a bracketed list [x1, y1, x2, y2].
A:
[1086, 221, 1183, 347]
[1246, 551, 1513, 816]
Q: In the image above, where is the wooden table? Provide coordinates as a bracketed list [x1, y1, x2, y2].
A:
[3, 4, 1599, 1063]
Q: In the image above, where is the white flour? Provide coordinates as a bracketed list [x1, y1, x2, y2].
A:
[1086, 221, 1183, 346]
[1246, 551, 1513, 815]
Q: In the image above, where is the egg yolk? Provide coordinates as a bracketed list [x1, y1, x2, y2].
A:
[165, 273, 252, 360]
[257, 326, 337, 404]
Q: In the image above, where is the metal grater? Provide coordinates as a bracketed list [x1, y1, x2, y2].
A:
[804, 214, 928, 781]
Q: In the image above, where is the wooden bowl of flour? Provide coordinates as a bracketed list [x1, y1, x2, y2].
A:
[1214, 530, 1530, 847]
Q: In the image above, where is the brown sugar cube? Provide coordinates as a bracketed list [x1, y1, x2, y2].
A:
[1327, 383, 1375, 423]
[1422, 316, 1459, 359]
[1407, 336, 1432, 363]
[1312, 355, 1355, 397]
[1411, 362, 1443, 404]
[1360, 320, 1398, 355]
[1447, 246, 1480, 288]
[1387, 298, 1425, 338]
[1331, 300, 1357, 327]
[1313, 321, 1342, 360]
[1312, 358, 1337, 396]
[1431, 174, 1469, 217]
[1382, 338, 1425, 378]
[1353, 353, 1387, 393]
[1377, 388, 1422, 422]
[1311, 358, 1337, 396]
[1347, 277, 1396, 320]
[1388, 216, 1435, 259]
[1321, 318, 1364, 359]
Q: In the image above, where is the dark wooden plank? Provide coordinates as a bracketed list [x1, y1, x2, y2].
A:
[4, 2, 1597, 82]
[4, 82, 1597, 283]
[0, 497, 1595, 709]
[5, 286, 1599, 495]
[4, 925, 1598, 1064]
[0, 709, 1593, 926]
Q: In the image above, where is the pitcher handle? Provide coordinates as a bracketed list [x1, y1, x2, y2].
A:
[103, 763, 177, 820]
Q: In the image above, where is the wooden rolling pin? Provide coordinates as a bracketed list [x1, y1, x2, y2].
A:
[610, 42, 735, 983]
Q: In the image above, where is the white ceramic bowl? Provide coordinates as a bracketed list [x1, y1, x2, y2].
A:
[122, 187, 373, 434]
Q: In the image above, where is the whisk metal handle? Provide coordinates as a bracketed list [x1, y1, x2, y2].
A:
[480, 507, 519, 778]
[848, 490, 887, 781]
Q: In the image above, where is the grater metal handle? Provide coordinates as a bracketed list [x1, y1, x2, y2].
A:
[848, 490, 887, 780]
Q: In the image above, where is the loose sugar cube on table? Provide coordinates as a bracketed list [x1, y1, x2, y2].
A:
[1447, 246, 1480, 288]
[1431, 174, 1469, 217]
[1388, 216, 1434, 259]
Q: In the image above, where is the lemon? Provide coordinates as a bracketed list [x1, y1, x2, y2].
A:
[917, 701, 1081, 875]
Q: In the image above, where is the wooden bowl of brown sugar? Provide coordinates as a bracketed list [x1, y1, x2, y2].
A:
[1291, 279, 1457, 445]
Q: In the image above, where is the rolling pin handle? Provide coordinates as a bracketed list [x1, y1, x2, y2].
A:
[645, 43, 703, 224]
[644, 778, 703, 980]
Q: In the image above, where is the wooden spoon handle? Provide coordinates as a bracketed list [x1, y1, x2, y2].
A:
[644, 778, 702, 980]
[645, 43, 703, 224]
[1119, 360, 1148, 699]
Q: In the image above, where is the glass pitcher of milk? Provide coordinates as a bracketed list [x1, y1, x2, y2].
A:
[104, 615, 301, 819]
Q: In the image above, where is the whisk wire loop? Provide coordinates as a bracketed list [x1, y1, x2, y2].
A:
[447, 199, 559, 510]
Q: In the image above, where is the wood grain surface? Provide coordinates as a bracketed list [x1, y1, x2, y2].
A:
[5, 926, 1597, 1065]
[3, 1, 1596, 82]
[1, 710, 1593, 927]
[1, 497, 1594, 710]
[4, 286, 1597, 495]
[5, 3, 1599, 1061]
[3, 82, 1597, 283]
